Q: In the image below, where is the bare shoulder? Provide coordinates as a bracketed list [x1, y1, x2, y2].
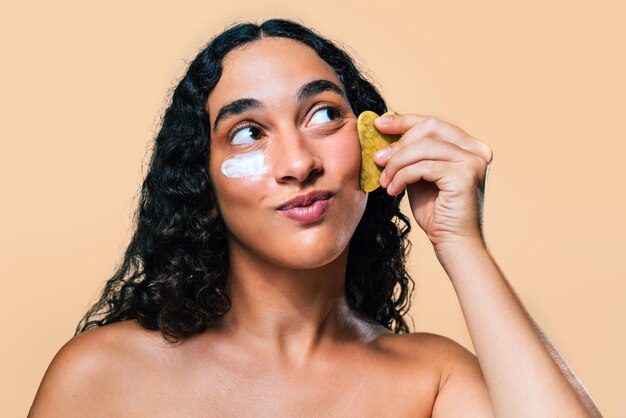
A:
[28, 320, 164, 417]
[376, 330, 476, 364]
[371, 331, 481, 382]
[406, 332, 494, 417]
[376, 331, 494, 417]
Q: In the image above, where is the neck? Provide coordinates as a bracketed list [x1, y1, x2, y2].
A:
[217, 234, 385, 367]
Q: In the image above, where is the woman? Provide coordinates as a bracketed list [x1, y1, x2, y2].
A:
[29, 18, 601, 417]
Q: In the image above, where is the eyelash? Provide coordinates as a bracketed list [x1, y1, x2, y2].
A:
[226, 103, 344, 144]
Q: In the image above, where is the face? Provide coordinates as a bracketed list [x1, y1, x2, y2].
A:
[207, 37, 367, 269]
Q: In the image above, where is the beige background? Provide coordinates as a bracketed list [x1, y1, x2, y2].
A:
[2, 0, 624, 416]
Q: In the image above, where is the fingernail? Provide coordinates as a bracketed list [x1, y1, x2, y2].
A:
[376, 116, 393, 125]
[379, 170, 387, 184]
[375, 147, 392, 160]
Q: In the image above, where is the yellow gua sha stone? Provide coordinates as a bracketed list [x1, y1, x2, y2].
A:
[358, 110, 401, 192]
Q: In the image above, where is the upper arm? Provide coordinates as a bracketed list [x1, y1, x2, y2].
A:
[431, 336, 495, 418]
[28, 331, 116, 417]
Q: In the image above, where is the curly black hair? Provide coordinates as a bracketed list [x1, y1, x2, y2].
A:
[75, 18, 415, 343]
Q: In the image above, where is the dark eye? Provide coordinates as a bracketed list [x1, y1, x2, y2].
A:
[230, 124, 263, 145]
[308, 105, 342, 126]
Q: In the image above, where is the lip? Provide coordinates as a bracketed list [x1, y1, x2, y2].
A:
[278, 197, 334, 224]
[276, 189, 335, 224]
[276, 189, 335, 211]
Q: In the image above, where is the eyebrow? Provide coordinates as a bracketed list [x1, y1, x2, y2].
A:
[211, 79, 346, 134]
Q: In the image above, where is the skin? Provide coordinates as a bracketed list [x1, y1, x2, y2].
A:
[28, 37, 602, 417]
[374, 115, 602, 416]
[205, 37, 375, 360]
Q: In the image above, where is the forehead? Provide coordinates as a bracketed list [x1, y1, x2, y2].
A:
[207, 37, 343, 109]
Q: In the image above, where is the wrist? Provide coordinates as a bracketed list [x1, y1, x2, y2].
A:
[433, 236, 489, 263]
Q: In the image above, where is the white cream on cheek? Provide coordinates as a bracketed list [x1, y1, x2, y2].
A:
[220, 149, 269, 179]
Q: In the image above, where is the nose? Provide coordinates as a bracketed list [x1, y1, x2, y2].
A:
[270, 128, 323, 185]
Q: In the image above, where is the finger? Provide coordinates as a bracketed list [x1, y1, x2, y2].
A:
[386, 160, 450, 196]
[374, 113, 420, 129]
[379, 137, 473, 188]
[375, 114, 493, 163]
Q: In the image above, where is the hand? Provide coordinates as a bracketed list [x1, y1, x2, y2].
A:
[373, 114, 493, 251]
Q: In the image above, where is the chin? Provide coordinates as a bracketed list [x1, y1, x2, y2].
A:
[272, 236, 350, 270]
[278, 252, 345, 270]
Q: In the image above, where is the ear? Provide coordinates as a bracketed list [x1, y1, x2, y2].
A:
[209, 207, 219, 219]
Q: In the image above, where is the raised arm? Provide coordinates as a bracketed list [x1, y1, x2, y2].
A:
[432, 239, 602, 417]
[372, 112, 602, 417]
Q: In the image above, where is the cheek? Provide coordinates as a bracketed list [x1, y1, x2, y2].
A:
[208, 149, 270, 216]
[324, 132, 362, 180]
[210, 147, 271, 187]
[220, 149, 269, 178]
